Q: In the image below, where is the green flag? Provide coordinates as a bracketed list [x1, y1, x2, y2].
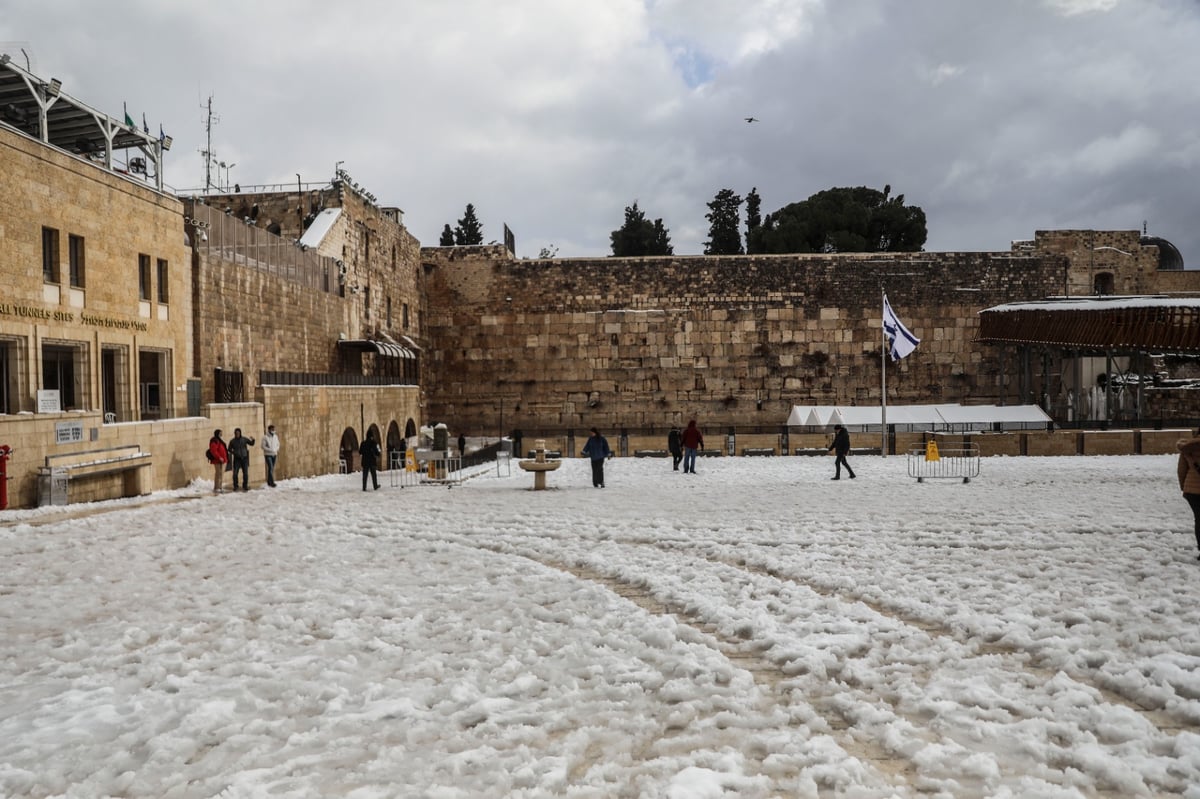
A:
[123, 102, 135, 128]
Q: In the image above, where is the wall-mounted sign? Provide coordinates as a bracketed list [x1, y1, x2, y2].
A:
[55, 420, 84, 444]
[37, 390, 62, 413]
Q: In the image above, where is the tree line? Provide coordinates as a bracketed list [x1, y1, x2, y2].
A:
[438, 184, 927, 257]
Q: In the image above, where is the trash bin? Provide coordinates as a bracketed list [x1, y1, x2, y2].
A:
[38, 467, 68, 507]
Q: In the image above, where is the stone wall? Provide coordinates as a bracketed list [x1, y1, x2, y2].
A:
[421, 248, 1066, 435]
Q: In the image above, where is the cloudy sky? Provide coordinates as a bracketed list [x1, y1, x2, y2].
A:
[2, 0, 1198, 262]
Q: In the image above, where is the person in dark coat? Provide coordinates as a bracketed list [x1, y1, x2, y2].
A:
[227, 428, 256, 491]
[667, 426, 683, 471]
[458, 433, 467, 459]
[581, 427, 612, 488]
[827, 424, 856, 480]
[360, 431, 382, 491]
[680, 419, 703, 474]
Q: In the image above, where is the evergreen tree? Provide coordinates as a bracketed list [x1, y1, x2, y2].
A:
[609, 201, 674, 256]
[744, 187, 762, 253]
[453, 203, 484, 245]
[752, 185, 926, 254]
[439, 224, 455, 246]
[704, 188, 743, 255]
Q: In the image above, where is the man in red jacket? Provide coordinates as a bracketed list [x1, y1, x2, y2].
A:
[681, 419, 703, 474]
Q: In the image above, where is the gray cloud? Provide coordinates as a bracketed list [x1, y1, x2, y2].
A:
[2, 0, 1196, 264]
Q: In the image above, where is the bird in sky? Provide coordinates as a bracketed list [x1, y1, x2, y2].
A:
[744, 117, 759, 123]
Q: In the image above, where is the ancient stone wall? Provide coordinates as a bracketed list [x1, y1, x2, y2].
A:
[421, 248, 1067, 435]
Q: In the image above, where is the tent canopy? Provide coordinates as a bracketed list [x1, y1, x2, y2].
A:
[786, 403, 1051, 431]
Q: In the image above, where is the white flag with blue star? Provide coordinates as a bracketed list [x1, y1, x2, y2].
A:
[883, 294, 920, 361]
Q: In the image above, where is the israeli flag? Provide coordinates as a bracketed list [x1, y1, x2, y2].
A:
[883, 294, 920, 361]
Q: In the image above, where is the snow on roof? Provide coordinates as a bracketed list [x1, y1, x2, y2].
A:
[983, 296, 1200, 313]
[298, 207, 343, 250]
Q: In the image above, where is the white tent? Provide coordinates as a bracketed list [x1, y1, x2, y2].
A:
[786, 403, 1052, 432]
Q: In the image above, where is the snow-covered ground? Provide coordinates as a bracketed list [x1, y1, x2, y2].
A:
[2, 453, 1199, 798]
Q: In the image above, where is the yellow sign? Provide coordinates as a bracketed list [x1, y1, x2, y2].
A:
[406, 452, 418, 472]
[925, 440, 941, 462]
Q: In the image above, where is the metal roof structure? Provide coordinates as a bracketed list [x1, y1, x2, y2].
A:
[977, 296, 1200, 355]
[0, 51, 171, 190]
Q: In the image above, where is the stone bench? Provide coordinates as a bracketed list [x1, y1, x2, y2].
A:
[742, 447, 776, 456]
[634, 449, 669, 458]
[39, 444, 152, 506]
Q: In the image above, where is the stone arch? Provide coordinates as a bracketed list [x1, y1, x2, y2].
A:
[386, 420, 404, 469]
[339, 427, 359, 473]
[405, 418, 417, 441]
[1093, 271, 1114, 295]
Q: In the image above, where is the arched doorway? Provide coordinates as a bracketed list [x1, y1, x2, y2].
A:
[386, 420, 404, 470]
[339, 427, 359, 473]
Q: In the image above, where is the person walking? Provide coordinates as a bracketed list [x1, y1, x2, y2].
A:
[1177, 429, 1200, 560]
[207, 429, 228, 494]
[667, 426, 683, 471]
[458, 432, 467, 460]
[581, 427, 613, 488]
[261, 424, 280, 487]
[827, 424, 856, 480]
[360, 431, 382, 491]
[227, 428, 256, 491]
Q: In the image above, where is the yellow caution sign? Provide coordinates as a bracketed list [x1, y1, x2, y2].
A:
[406, 452, 418, 472]
[428, 461, 436, 478]
[925, 440, 941, 462]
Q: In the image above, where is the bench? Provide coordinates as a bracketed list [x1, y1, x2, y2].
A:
[634, 449, 669, 458]
[39, 444, 152, 506]
[794, 447, 882, 456]
[742, 447, 776, 456]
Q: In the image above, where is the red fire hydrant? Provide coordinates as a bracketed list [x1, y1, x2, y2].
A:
[0, 444, 12, 510]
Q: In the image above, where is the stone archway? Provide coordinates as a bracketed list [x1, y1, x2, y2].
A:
[386, 421, 404, 470]
[339, 427, 359, 473]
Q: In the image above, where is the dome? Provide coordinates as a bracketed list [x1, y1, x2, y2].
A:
[1140, 235, 1185, 270]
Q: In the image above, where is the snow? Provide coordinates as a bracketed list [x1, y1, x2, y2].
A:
[2, 453, 1199, 798]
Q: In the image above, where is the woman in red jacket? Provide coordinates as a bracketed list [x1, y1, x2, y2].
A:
[208, 429, 229, 494]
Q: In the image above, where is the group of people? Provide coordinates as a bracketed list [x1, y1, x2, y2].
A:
[207, 425, 281, 494]
[666, 420, 706, 473]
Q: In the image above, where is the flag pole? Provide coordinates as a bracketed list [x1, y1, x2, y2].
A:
[881, 288, 888, 458]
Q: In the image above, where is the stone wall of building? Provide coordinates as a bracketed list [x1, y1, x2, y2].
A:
[421, 247, 1068, 435]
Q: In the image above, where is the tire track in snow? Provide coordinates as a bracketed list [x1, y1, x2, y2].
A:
[513, 543, 1178, 798]
[679, 544, 1197, 739]
[489, 546, 925, 796]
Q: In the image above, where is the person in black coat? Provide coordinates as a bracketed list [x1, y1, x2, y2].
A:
[827, 424, 856, 480]
[667, 426, 683, 471]
[360, 431, 382, 491]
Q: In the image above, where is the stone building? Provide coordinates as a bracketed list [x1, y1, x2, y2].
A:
[0, 55, 421, 508]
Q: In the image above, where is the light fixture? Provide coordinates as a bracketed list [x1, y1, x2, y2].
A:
[162, 135, 172, 151]
[46, 78, 61, 97]
[0, 54, 10, 66]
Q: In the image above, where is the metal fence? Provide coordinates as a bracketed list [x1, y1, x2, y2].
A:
[906, 443, 981, 484]
[186, 203, 337, 292]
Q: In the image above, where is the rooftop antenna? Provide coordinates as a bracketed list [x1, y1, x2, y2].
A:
[199, 94, 220, 192]
[1143, 220, 1148, 236]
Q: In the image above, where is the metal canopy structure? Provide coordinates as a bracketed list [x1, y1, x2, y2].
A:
[977, 297, 1200, 355]
[0, 51, 171, 190]
[976, 296, 1200, 425]
[338, 339, 416, 360]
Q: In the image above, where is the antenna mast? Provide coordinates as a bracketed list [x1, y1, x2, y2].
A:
[199, 95, 220, 192]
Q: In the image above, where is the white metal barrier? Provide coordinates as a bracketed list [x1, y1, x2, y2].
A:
[907, 442, 981, 483]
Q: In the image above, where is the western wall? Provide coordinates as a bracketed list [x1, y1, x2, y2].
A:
[420, 245, 1074, 440]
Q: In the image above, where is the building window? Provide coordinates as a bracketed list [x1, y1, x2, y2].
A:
[364, 286, 371, 319]
[68, 234, 85, 288]
[402, 302, 410, 330]
[42, 227, 60, 283]
[42, 343, 82, 410]
[157, 258, 169, 303]
[138, 254, 151, 300]
[387, 297, 392, 327]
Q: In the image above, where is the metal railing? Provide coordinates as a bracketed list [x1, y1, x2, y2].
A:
[906, 443, 981, 484]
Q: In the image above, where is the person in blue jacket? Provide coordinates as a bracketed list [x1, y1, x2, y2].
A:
[581, 427, 613, 488]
